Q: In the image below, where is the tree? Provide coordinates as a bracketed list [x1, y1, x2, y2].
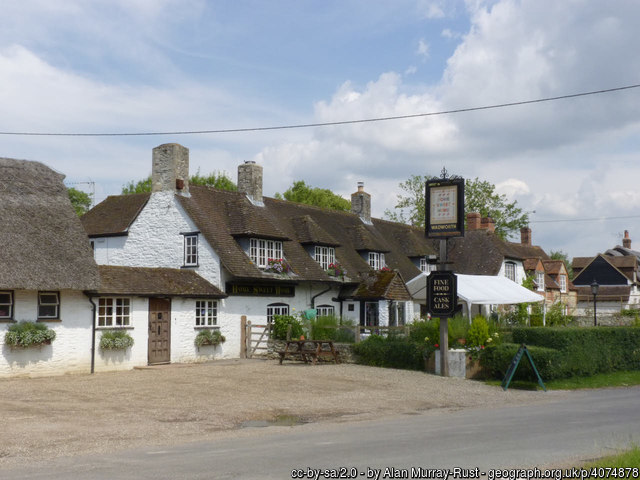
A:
[550, 250, 574, 280]
[275, 180, 350, 212]
[384, 175, 529, 240]
[121, 170, 236, 194]
[67, 187, 92, 216]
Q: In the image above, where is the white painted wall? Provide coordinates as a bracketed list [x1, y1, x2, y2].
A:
[0, 290, 93, 378]
[497, 260, 526, 286]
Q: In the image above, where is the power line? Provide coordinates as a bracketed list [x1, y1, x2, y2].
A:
[531, 214, 640, 224]
[1, 83, 639, 137]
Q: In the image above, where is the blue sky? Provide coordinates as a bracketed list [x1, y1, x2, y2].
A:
[2, 0, 640, 259]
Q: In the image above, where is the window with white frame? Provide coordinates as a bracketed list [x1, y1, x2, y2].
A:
[504, 262, 516, 282]
[250, 238, 283, 268]
[316, 305, 335, 317]
[536, 272, 545, 291]
[0, 291, 13, 319]
[419, 258, 437, 273]
[314, 246, 335, 270]
[559, 275, 567, 293]
[266, 303, 289, 323]
[184, 234, 198, 266]
[368, 252, 385, 270]
[38, 292, 60, 319]
[196, 300, 217, 326]
[98, 298, 131, 327]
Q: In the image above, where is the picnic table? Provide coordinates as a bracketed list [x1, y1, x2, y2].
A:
[278, 340, 340, 365]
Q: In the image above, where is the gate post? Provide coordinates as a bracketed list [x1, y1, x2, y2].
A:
[240, 316, 247, 359]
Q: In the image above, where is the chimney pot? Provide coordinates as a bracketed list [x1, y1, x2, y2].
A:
[481, 217, 495, 233]
[351, 182, 371, 224]
[623, 230, 632, 249]
[152, 143, 189, 194]
[521, 226, 532, 246]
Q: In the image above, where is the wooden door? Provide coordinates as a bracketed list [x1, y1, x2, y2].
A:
[148, 298, 171, 365]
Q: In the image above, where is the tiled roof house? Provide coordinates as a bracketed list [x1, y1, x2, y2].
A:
[81, 143, 435, 364]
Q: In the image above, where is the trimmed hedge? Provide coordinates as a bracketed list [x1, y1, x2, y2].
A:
[482, 327, 640, 381]
[352, 335, 424, 370]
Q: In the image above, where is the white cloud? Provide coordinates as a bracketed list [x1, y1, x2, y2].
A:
[417, 39, 430, 59]
[418, 0, 446, 19]
[495, 179, 530, 197]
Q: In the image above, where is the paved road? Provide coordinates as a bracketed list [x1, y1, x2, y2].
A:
[2, 386, 639, 480]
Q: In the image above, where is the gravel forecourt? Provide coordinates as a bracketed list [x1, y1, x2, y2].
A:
[0, 359, 561, 467]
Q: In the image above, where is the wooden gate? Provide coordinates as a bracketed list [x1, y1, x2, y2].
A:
[241, 316, 271, 358]
[148, 298, 171, 365]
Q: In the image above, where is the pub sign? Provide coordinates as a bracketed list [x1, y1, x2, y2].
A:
[427, 271, 457, 317]
[425, 177, 465, 238]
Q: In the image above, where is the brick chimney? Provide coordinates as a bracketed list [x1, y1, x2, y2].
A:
[351, 182, 371, 225]
[467, 212, 481, 231]
[238, 161, 263, 205]
[152, 143, 189, 194]
[521, 227, 532, 246]
[623, 230, 632, 249]
[481, 217, 495, 233]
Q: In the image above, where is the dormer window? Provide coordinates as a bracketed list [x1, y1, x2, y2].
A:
[314, 246, 335, 270]
[368, 252, 386, 270]
[420, 257, 437, 273]
[250, 238, 283, 268]
[505, 261, 516, 282]
[536, 272, 545, 291]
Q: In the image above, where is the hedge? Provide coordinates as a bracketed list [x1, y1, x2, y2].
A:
[482, 327, 640, 380]
[352, 335, 424, 371]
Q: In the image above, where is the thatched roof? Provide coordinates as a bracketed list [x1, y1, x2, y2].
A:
[0, 157, 99, 290]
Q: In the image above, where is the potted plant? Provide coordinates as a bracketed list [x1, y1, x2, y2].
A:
[264, 258, 291, 275]
[4, 321, 56, 348]
[326, 262, 346, 278]
[99, 330, 135, 351]
[195, 329, 226, 348]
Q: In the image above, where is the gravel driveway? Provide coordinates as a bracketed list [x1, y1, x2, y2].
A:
[0, 359, 558, 467]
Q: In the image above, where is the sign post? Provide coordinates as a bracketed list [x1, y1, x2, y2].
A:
[425, 168, 464, 377]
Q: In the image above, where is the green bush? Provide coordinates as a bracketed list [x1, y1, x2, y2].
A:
[5, 321, 56, 348]
[352, 335, 424, 370]
[194, 329, 226, 347]
[545, 303, 574, 327]
[99, 330, 134, 350]
[309, 315, 339, 341]
[467, 316, 490, 347]
[272, 315, 304, 340]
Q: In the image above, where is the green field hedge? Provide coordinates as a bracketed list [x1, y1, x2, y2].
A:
[352, 335, 424, 370]
[482, 327, 640, 380]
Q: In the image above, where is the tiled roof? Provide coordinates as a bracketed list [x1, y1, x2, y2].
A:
[82, 193, 150, 237]
[542, 260, 565, 275]
[94, 265, 226, 298]
[351, 270, 412, 300]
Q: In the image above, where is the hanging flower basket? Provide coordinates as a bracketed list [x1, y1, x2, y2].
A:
[327, 262, 346, 278]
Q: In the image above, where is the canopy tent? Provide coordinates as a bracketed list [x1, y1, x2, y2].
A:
[407, 272, 543, 317]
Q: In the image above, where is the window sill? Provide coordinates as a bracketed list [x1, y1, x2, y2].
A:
[96, 326, 134, 330]
[194, 325, 219, 330]
[0, 319, 16, 323]
[37, 318, 61, 323]
[181, 264, 199, 269]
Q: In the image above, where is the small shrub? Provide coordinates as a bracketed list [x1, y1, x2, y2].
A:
[272, 315, 304, 340]
[467, 316, 490, 347]
[99, 330, 134, 350]
[195, 329, 226, 347]
[5, 321, 56, 348]
[352, 335, 424, 370]
[545, 302, 573, 327]
[309, 315, 339, 341]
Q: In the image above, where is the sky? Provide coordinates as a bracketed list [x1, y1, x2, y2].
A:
[2, 0, 640, 260]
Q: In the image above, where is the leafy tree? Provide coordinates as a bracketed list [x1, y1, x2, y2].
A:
[67, 187, 92, 216]
[550, 250, 574, 280]
[384, 175, 529, 240]
[275, 180, 350, 212]
[121, 170, 236, 194]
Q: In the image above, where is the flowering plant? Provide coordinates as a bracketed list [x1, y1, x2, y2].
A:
[380, 266, 391, 272]
[327, 262, 346, 278]
[265, 258, 290, 275]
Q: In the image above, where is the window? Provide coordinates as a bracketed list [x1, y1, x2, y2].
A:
[314, 246, 335, 270]
[38, 292, 60, 319]
[267, 303, 289, 323]
[98, 298, 131, 327]
[184, 234, 198, 266]
[0, 291, 13, 319]
[347, 304, 355, 312]
[196, 300, 217, 326]
[559, 275, 567, 293]
[536, 272, 545, 291]
[504, 262, 516, 282]
[316, 305, 334, 317]
[250, 239, 283, 268]
[368, 252, 385, 270]
[419, 258, 437, 273]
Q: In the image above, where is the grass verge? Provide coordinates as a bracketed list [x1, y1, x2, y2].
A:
[486, 370, 640, 390]
[583, 446, 640, 468]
